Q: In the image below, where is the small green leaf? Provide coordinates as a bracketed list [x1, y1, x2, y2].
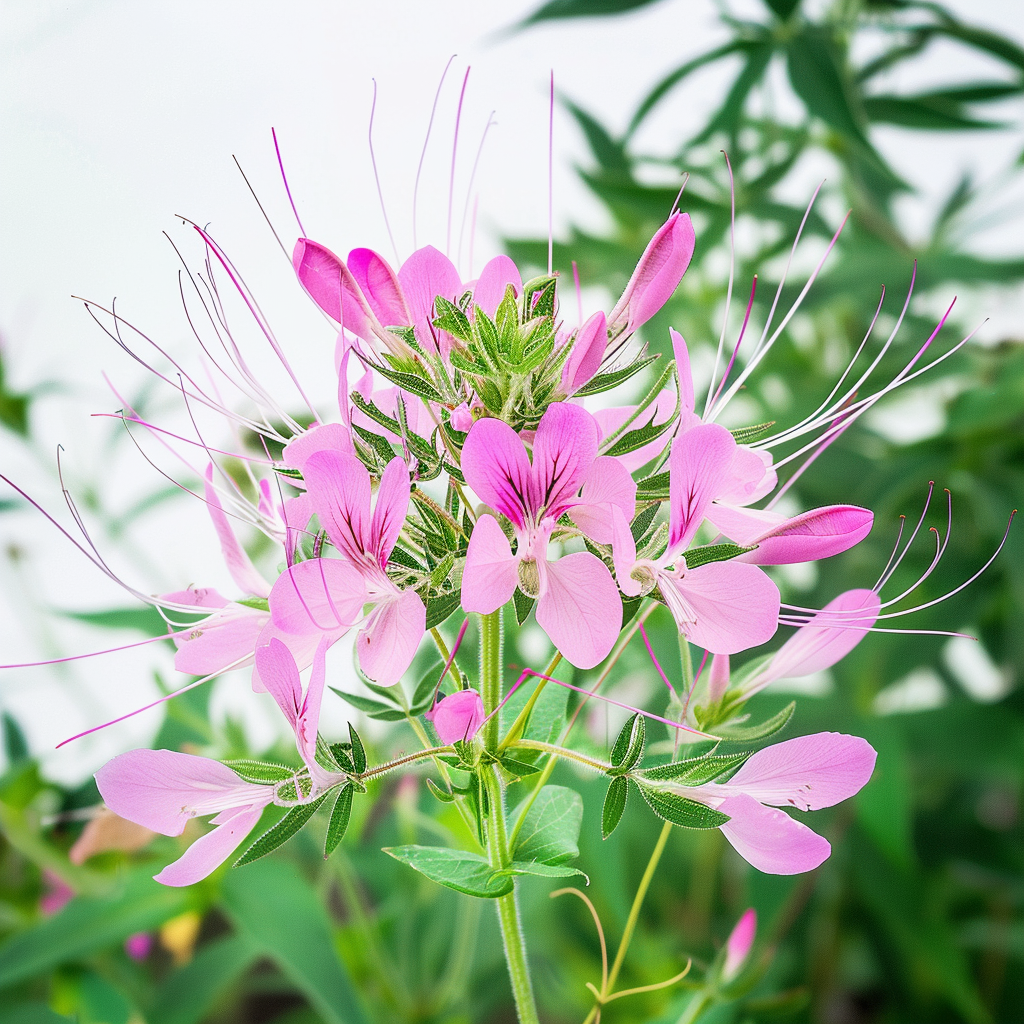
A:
[520, 0, 662, 28]
[714, 701, 795, 742]
[574, 354, 659, 396]
[2, 713, 29, 765]
[425, 778, 454, 803]
[513, 587, 536, 625]
[636, 470, 670, 501]
[234, 796, 326, 866]
[373, 363, 443, 404]
[324, 786, 354, 857]
[425, 590, 462, 630]
[499, 756, 543, 777]
[609, 712, 645, 774]
[639, 785, 730, 829]
[505, 861, 589, 883]
[383, 845, 514, 898]
[512, 785, 583, 865]
[729, 421, 775, 444]
[603, 414, 676, 458]
[330, 687, 407, 721]
[225, 760, 296, 785]
[630, 504, 659, 543]
[684, 542, 757, 569]
[433, 296, 472, 340]
[602, 776, 628, 839]
[348, 724, 367, 773]
[640, 751, 750, 785]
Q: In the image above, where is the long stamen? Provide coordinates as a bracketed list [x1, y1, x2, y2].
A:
[638, 622, 675, 694]
[447, 66, 471, 257]
[272, 127, 307, 237]
[704, 150, 737, 418]
[368, 80, 401, 265]
[707, 273, 757, 415]
[547, 69, 555, 276]
[457, 111, 496, 273]
[414, 54, 456, 251]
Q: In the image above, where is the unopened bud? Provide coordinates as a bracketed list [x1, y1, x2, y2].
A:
[426, 689, 486, 745]
[723, 908, 757, 981]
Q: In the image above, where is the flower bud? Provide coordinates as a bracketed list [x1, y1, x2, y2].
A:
[426, 688, 486, 744]
[723, 907, 757, 981]
[608, 212, 695, 336]
[561, 311, 608, 393]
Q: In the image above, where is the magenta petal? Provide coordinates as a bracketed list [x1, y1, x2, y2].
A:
[570, 455, 637, 544]
[292, 238, 372, 339]
[766, 588, 881, 682]
[95, 749, 271, 836]
[536, 552, 620, 669]
[154, 804, 265, 887]
[370, 458, 410, 567]
[283, 423, 353, 471]
[561, 311, 608, 393]
[725, 732, 877, 811]
[664, 560, 779, 655]
[268, 558, 366, 635]
[357, 588, 426, 684]
[172, 605, 266, 677]
[203, 466, 270, 598]
[716, 793, 831, 875]
[426, 688, 486, 744]
[302, 451, 371, 562]
[347, 247, 410, 327]
[668, 424, 738, 552]
[461, 515, 518, 614]
[669, 329, 695, 414]
[739, 505, 874, 565]
[530, 403, 601, 517]
[473, 255, 522, 317]
[461, 419, 532, 527]
[398, 245, 462, 325]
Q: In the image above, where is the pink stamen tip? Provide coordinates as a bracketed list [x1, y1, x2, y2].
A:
[432, 618, 470, 708]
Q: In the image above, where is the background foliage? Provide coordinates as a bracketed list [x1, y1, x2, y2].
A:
[2, 1, 1022, 1021]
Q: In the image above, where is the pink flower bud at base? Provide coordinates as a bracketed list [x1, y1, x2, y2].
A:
[723, 908, 757, 981]
[426, 688, 486, 744]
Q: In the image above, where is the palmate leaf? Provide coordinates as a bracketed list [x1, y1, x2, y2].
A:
[234, 796, 327, 866]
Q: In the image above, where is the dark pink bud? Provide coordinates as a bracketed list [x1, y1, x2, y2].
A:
[723, 908, 756, 980]
[738, 505, 874, 565]
[426, 688, 486, 744]
[561, 311, 608, 392]
[292, 238, 372, 339]
[608, 212, 695, 335]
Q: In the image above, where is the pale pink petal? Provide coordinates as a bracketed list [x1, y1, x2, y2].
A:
[398, 245, 462, 325]
[530, 403, 601, 517]
[707, 652, 730, 702]
[536, 552, 620, 669]
[610, 506, 641, 597]
[473, 255, 522, 317]
[662, 560, 779, 655]
[302, 451, 371, 562]
[704, 502, 784, 545]
[569, 455, 637, 544]
[357, 588, 426, 684]
[716, 793, 831, 875]
[561, 311, 608, 393]
[95, 749, 272, 836]
[668, 423, 737, 552]
[722, 732, 877, 811]
[461, 419, 533, 527]
[163, 587, 228, 610]
[296, 637, 329, 768]
[738, 505, 874, 565]
[255, 638, 302, 730]
[723, 908, 756, 980]
[449, 403, 474, 432]
[460, 514, 518, 613]
[292, 238, 373, 340]
[203, 466, 270, 599]
[426, 688, 486, 744]
[348, 247, 410, 327]
[154, 804, 266, 887]
[268, 558, 367, 635]
[172, 604, 267, 677]
[251, 620, 337, 693]
[669, 329, 695, 414]
[283, 423, 353, 471]
[370, 457, 410, 567]
[762, 588, 881, 684]
[716, 447, 776, 507]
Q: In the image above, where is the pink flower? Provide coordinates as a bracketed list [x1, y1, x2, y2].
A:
[460, 403, 633, 669]
[607, 212, 696, 338]
[95, 749, 275, 887]
[723, 909, 756, 981]
[266, 454, 425, 684]
[426, 688, 486, 744]
[612, 423, 780, 654]
[560, 311, 608, 394]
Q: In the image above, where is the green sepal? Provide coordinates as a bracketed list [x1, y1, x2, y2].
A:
[383, 845, 514, 899]
[234, 794, 327, 866]
[638, 785, 730, 829]
[640, 750, 750, 785]
[608, 712, 645, 775]
[225, 760, 295, 785]
[324, 785, 354, 858]
[714, 701, 795, 742]
[602, 776, 629, 839]
[235, 596, 270, 612]
[729, 421, 776, 444]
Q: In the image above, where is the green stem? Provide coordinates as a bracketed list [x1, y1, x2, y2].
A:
[483, 765, 540, 1024]
[479, 610, 503, 753]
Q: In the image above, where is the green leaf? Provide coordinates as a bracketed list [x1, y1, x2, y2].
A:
[640, 751, 750, 785]
[602, 414, 676, 458]
[608, 712, 645, 775]
[714, 701, 795, 741]
[222, 858, 369, 1024]
[729, 421, 775, 444]
[59, 606, 176, 634]
[520, 0, 662, 25]
[602, 776, 629, 839]
[764, 0, 800, 18]
[324, 785, 354, 857]
[225, 759, 296, 785]
[630, 503, 659, 543]
[432, 296, 472, 341]
[505, 861, 589, 883]
[234, 796, 326, 866]
[683, 542, 756, 569]
[512, 785, 583, 865]
[513, 587, 536, 625]
[373, 363, 443, 404]
[330, 687, 407, 722]
[235, 595, 270, 611]
[348, 723, 367, 773]
[0, 1006, 72, 1024]
[383, 845, 514, 898]
[565, 99, 629, 171]
[0, 871, 188, 990]
[2, 712, 29, 765]
[150, 936, 257, 1024]
[638, 784, 730, 829]
[636, 470, 670, 501]
[499, 756, 543, 777]
[863, 94, 1006, 131]
[425, 589, 462, 630]
[574, 354, 659, 396]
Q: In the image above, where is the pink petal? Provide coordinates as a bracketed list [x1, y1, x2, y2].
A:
[723, 732, 877, 811]
[370, 458, 410, 567]
[254, 638, 302, 730]
[347, 247, 410, 327]
[172, 604, 266, 677]
[460, 514, 518, 614]
[426, 688, 486, 744]
[609, 506, 641, 597]
[763, 588, 881, 683]
[668, 423, 737, 552]
[357, 588, 426, 684]
[163, 587, 228, 610]
[472, 255, 522, 317]
[283, 423, 353, 471]
[296, 637, 329, 768]
[738, 505, 874, 565]
[398, 245, 462, 326]
[268, 558, 367, 635]
[561, 311, 608, 393]
[663, 560, 779, 655]
[593, 392, 681, 473]
[251, 620, 337, 693]
[461, 419, 533, 527]
[530, 402, 601, 518]
[704, 502, 784, 545]
[716, 793, 831, 875]
[716, 447, 776, 507]
[707, 652, 730, 702]
[292, 238, 373, 340]
[95, 749, 272, 836]
[154, 804, 265, 887]
[723, 908, 757, 980]
[669, 329, 695, 414]
[536, 551, 620, 669]
[302, 450, 371, 563]
[203, 466, 270, 599]
[569, 455, 637, 545]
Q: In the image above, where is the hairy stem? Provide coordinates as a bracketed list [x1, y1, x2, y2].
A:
[479, 610, 503, 753]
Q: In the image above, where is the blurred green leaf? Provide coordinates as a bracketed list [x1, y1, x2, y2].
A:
[149, 936, 256, 1024]
[520, 0, 663, 27]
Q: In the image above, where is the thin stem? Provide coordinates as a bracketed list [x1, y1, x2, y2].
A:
[514, 739, 611, 774]
[499, 651, 562, 752]
[480, 610, 503, 753]
[358, 745, 452, 782]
